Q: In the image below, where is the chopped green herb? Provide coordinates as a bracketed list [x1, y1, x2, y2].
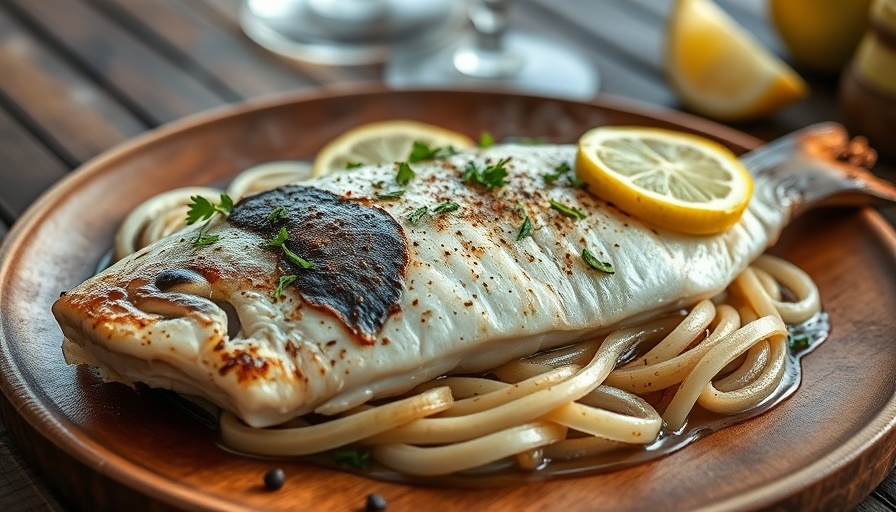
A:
[395, 162, 416, 186]
[479, 131, 495, 148]
[282, 246, 315, 269]
[543, 161, 586, 188]
[376, 188, 406, 200]
[185, 194, 233, 247]
[408, 142, 434, 163]
[271, 274, 297, 300]
[432, 201, 459, 214]
[344, 161, 363, 169]
[407, 206, 429, 224]
[264, 227, 290, 247]
[543, 172, 561, 185]
[543, 162, 572, 184]
[582, 248, 614, 274]
[186, 194, 232, 224]
[408, 141, 457, 163]
[267, 206, 288, 222]
[463, 157, 511, 189]
[788, 334, 810, 351]
[567, 174, 588, 189]
[333, 448, 371, 469]
[407, 202, 459, 224]
[264, 227, 314, 269]
[516, 202, 533, 240]
[550, 200, 587, 220]
[186, 196, 216, 225]
[193, 234, 221, 246]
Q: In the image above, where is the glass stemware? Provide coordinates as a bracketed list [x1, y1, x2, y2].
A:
[385, 0, 599, 99]
[240, 0, 465, 66]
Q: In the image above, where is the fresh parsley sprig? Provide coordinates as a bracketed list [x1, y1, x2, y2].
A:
[463, 157, 511, 189]
[375, 162, 417, 201]
[264, 227, 315, 269]
[408, 141, 458, 163]
[185, 194, 233, 246]
[395, 162, 416, 186]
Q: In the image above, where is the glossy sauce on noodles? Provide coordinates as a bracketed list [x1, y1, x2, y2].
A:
[287, 312, 830, 487]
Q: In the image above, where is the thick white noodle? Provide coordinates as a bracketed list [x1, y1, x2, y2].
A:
[219, 386, 452, 456]
[605, 303, 741, 392]
[371, 422, 567, 476]
[226, 161, 313, 200]
[633, 300, 716, 365]
[662, 315, 788, 430]
[752, 255, 820, 323]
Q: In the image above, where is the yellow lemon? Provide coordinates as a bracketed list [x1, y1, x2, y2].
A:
[576, 126, 753, 235]
[771, 0, 872, 73]
[312, 120, 475, 177]
[666, 0, 809, 121]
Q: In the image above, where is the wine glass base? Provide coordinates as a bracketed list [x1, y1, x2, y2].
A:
[240, 0, 466, 66]
[385, 32, 600, 100]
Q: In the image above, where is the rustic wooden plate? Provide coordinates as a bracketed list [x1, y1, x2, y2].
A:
[1, 89, 896, 511]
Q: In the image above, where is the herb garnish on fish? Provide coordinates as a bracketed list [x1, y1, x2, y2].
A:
[265, 227, 315, 269]
[550, 200, 587, 220]
[516, 202, 533, 240]
[582, 248, 615, 274]
[271, 274, 297, 300]
[407, 202, 460, 224]
[376, 188, 405, 200]
[395, 162, 416, 186]
[408, 141, 458, 163]
[463, 157, 511, 189]
[267, 206, 288, 222]
[185, 193, 233, 246]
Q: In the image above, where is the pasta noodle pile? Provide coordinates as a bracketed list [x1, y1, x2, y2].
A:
[115, 161, 821, 476]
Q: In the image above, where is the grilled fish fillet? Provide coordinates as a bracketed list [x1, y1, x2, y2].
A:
[52, 123, 893, 428]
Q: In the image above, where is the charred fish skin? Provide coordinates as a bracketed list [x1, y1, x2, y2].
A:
[52, 124, 893, 428]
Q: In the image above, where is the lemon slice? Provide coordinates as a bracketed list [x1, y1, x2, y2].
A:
[666, 0, 809, 121]
[576, 126, 753, 235]
[312, 120, 476, 177]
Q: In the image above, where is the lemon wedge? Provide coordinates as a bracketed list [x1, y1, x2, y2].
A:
[770, 0, 871, 73]
[576, 126, 753, 235]
[666, 0, 809, 121]
[312, 120, 475, 177]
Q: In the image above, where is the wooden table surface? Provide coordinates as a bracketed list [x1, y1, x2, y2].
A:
[0, 0, 894, 510]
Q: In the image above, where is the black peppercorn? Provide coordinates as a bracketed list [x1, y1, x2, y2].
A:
[366, 493, 387, 511]
[263, 468, 286, 490]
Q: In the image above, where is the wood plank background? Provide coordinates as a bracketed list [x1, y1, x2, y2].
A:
[0, 0, 893, 510]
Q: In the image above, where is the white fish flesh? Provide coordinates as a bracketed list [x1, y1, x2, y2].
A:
[52, 123, 893, 428]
